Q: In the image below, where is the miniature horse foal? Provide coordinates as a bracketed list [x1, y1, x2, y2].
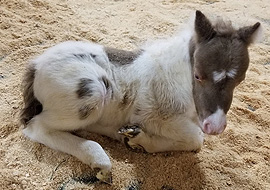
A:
[20, 11, 261, 182]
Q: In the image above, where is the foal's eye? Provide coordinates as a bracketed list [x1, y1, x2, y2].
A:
[194, 74, 202, 82]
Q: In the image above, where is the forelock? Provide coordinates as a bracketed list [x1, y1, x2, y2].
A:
[213, 17, 236, 37]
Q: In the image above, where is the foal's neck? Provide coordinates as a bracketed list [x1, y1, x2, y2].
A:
[150, 30, 194, 74]
[118, 29, 194, 85]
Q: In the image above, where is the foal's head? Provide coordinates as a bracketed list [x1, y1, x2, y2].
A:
[190, 11, 261, 135]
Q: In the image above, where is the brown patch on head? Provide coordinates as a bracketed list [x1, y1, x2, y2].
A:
[190, 11, 261, 123]
[76, 78, 94, 98]
[78, 104, 95, 120]
[20, 64, 43, 126]
[104, 47, 141, 66]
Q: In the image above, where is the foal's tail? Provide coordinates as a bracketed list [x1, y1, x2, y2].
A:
[20, 64, 43, 127]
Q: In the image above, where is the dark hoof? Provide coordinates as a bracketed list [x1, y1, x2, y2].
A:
[118, 124, 141, 138]
[124, 137, 145, 153]
[96, 170, 112, 185]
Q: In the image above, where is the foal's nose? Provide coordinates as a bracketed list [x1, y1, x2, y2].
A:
[203, 120, 227, 135]
[202, 109, 227, 135]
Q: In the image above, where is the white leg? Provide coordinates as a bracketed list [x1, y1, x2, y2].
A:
[130, 131, 203, 153]
[23, 115, 112, 182]
[119, 123, 204, 153]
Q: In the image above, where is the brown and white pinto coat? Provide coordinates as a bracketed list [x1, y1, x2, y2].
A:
[20, 11, 261, 182]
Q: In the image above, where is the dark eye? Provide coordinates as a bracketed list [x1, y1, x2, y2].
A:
[194, 74, 202, 82]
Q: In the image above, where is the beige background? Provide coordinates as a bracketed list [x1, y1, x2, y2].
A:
[0, 0, 269, 189]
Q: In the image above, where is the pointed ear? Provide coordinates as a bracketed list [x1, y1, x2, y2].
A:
[237, 22, 262, 45]
[195, 10, 216, 42]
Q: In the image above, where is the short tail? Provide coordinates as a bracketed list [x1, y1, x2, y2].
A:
[20, 64, 43, 127]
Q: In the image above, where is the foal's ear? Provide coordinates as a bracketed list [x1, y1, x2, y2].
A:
[237, 22, 262, 45]
[195, 10, 216, 42]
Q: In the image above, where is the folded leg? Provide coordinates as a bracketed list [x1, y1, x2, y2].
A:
[119, 122, 204, 153]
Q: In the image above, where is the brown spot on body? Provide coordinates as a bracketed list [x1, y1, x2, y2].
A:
[122, 91, 131, 105]
[134, 107, 141, 115]
[119, 90, 133, 110]
[104, 47, 141, 66]
[76, 78, 94, 98]
[118, 81, 138, 110]
[90, 53, 96, 58]
[78, 104, 95, 120]
[73, 54, 87, 59]
[99, 76, 111, 90]
[99, 76, 114, 99]
[73, 53, 96, 59]
[20, 64, 43, 126]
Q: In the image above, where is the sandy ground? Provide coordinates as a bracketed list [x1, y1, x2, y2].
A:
[0, 0, 270, 189]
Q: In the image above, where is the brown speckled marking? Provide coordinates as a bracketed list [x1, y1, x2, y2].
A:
[122, 91, 131, 106]
[99, 76, 114, 98]
[73, 53, 96, 59]
[134, 107, 141, 116]
[76, 78, 94, 98]
[99, 76, 111, 90]
[119, 81, 138, 110]
[78, 104, 95, 120]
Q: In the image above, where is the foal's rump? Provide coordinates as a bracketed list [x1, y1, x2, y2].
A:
[22, 41, 113, 128]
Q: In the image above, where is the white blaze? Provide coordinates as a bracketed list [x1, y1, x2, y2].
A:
[213, 68, 238, 83]
[227, 68, 237, 79]
[213, 70, 226, 83]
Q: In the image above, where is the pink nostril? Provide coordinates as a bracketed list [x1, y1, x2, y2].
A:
[202, 120, 227, 135]
[203, 121, 212, 134]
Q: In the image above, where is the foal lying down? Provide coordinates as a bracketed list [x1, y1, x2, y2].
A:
[20, 11, 261, 182]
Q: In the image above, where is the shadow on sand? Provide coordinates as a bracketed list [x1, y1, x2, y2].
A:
[54, 133, 206, 190]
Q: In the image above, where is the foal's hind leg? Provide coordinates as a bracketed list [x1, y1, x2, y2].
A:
[23, 114, 112, 183]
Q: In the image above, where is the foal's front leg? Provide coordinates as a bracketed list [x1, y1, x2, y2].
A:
[118, 123, 204, 153]
[23, 114, 112, 183]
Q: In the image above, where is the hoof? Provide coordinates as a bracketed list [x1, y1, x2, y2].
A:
[124, 137, 145, 152]
[119, 124, 145, 152]
[96, 170, 112, 185]
[118, 124, 141, 138]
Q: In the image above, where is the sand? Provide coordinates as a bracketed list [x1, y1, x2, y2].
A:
[0, 0, 269, 189]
